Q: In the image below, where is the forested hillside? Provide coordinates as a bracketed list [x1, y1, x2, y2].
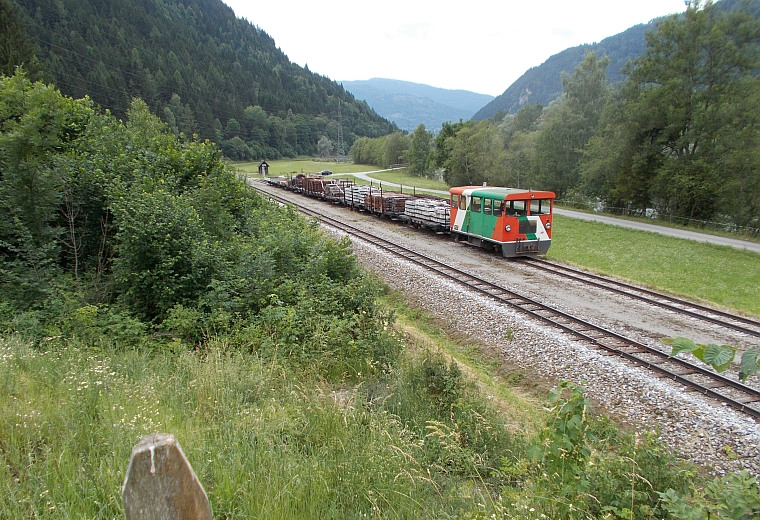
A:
[474, 0, 760, 119]
[4, 0, 397, 159]
[473, 24, 651, 120]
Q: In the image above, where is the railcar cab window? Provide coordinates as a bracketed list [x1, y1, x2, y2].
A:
[530, 199, 552, 215]
[505, 200, 526, 216]
[459, 196, 467, 210]
[484, 198, 493, 215]
[451, 194, 459, 209]
[493, 200, 503, 216]
[471, 196, 482, 212]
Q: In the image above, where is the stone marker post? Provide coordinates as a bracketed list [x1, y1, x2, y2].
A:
[122, 433, 212, 520]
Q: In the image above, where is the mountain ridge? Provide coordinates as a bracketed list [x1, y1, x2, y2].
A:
[473, 0, 760, 120]
[472, 23, 651, 120]
[341, 78, 494, 132]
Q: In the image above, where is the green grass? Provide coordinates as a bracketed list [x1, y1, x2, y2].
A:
[0, 295, 739, 519]
[233, 159, 378, 177]
[361, 170, 450, 192]
[556, 203, 760, 245]
[548, 214, 760, 316]
[0, 332, 528, 518]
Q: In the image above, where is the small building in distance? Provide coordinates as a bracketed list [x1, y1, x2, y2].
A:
[258, 160, 269, 177]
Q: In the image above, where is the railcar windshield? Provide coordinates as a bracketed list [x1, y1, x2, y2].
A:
[451, 194, 458, 208]
[459, 196, 466, 210]
[505, 200, 527, 216]
[530, 199, 552, 215]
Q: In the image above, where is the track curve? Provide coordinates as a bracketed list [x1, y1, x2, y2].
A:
[252, 182, 760, 420]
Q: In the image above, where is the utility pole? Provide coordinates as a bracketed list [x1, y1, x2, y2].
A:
[336, 100, 345, 158]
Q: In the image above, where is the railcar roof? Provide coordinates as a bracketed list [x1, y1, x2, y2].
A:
[449, 186, 555, 199]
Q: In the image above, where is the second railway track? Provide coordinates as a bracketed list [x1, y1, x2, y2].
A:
[521, 257, 760, 340]
[254, 182, 760, 420]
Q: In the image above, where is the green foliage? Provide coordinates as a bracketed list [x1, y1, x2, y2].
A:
[659, 470, 760, 519]
[532, 381, 592, 483]
[407, 123, 433, 177]
[0, 72, 94, 306]
[350, 132, 411, 168]
[493, 384, 704, 519]
[0, 72, 395, 385]
[535, 52, 611, 198]
[0, 0, 42, 79]
[664, 337, 760, 381]
[465, 3, 760, 232]
[582, 1, 760, 226]
[416, 352, 464, 409]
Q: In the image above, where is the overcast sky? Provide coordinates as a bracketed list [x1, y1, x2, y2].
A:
[222, 0, 688, 96]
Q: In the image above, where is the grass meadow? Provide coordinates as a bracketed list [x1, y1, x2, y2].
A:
[234, 159, 378, 177]
[359, 170, 450, 192]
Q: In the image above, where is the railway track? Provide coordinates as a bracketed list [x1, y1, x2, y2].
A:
[521, 257, 760, 340]
[253, 183, 760, 420]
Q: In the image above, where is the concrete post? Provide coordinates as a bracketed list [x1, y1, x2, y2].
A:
[122, 433, 212, 520]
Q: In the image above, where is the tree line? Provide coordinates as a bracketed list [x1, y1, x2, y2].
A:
[353, 1, 760, 232]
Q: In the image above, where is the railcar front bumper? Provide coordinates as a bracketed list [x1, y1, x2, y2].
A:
[503, 239, 550, 257]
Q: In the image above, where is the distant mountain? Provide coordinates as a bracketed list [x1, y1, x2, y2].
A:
[473, 0, 760, 121]
[341, 78, 494, 132]
[472, 23, 651, 120]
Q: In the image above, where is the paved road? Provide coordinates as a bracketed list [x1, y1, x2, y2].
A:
[343, 172, 760, 253]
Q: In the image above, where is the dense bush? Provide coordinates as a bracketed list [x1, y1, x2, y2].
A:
[0, 72, 397, 379]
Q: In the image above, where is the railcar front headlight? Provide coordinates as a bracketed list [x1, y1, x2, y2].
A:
[545, 222, 551, 230]
[505, 225, 511, 232]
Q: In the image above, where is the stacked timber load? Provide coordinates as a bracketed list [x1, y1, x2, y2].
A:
[323, 183, 345, 200]
[404, 198, 450, 225]
[345, 185, 380, 207]
[303, 177, 327, 195]
[291, 174, 307, 191]
[366, 193, 414, 215]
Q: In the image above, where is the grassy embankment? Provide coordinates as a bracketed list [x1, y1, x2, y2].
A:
[0, 319, 545, 517]
[1, 300, 708, 519]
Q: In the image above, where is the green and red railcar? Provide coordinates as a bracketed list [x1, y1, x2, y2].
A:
[449, 186, 555, 257]
[271, 175, 556, 257]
